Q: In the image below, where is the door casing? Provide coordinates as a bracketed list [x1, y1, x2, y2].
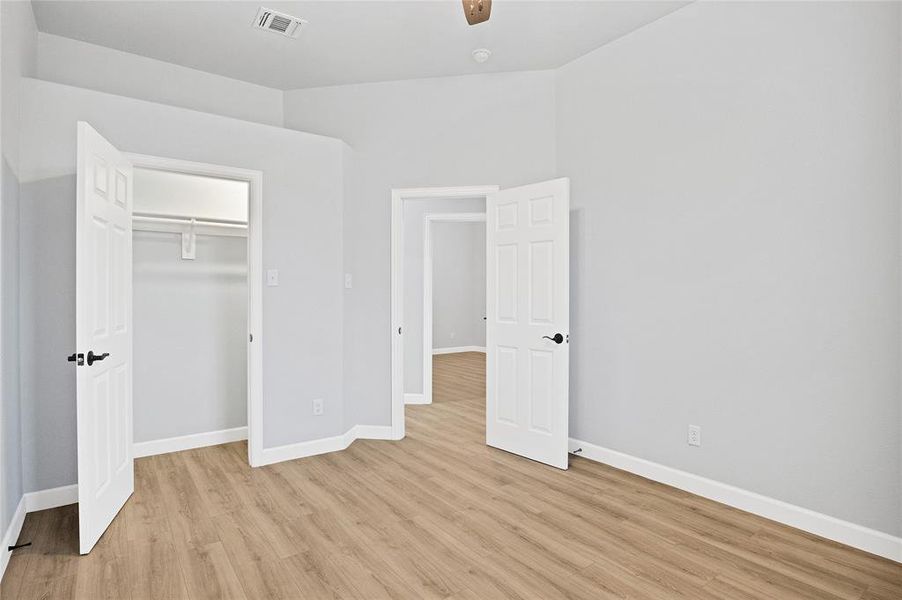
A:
[126, 153, 264, 467]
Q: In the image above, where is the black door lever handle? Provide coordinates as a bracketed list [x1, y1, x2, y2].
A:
[87, 351, 110, 366]
[542, 333, 564, 344]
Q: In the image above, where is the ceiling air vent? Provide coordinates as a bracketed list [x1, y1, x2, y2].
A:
[253, 7, 307, 39]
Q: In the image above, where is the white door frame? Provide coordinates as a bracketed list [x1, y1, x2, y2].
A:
[126, 153, 264, 467]
[421, 212, 486, 406]
[391, 186, 498, 439]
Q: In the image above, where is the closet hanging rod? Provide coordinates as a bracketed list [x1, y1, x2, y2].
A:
[132, 212, 247, 228]
[132, 214, 247, 239]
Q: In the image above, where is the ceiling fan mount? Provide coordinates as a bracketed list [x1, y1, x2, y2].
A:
[462, 0, 492, 26]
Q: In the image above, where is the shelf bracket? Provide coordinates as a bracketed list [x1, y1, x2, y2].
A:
[181, 218, 197, 260]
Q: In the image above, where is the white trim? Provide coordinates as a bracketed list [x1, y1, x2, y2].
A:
[257, 425, 394, 467]
[423, 213, 486, 406]
[126, 153, 264, 468]
[432, 346, 486, 355]
[25, 484, 79, 513]
[258, 431, 355, 467]
[0, 497, 26, 580]
[354, 425, 395, 440]
[133, 427, 248, 458]
[569, 438, 902, 564]
[404, 393, 427, 405]
[391, 186, 498, 440]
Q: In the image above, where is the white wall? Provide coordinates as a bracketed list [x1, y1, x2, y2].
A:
[284, 71, 557, 426]
[432, 221, 485, 350]
[36, 33, 283, 127]
[402, 198, 484, 395]
[0, 0, 37, 537]
[133, 231, 247, 443]
[556, 1, 901, 536]
[18, 78, 345, 492]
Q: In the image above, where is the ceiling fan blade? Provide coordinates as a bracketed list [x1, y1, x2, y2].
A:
[462, 0, 492, 26]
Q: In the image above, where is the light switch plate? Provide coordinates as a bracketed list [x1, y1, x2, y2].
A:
[266, 269, 279, 287]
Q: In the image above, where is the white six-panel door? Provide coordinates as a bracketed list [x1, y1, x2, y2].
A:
[76, 122, 134, 554]
[486, 178, 570, 469]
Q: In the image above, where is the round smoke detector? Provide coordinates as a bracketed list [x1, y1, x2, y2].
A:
[472, 48, 492, 64]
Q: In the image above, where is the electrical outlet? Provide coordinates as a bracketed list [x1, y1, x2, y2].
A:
[344, 273, 353, 289]
[312, 398, 324, 416]
[688, 425, 701, 447]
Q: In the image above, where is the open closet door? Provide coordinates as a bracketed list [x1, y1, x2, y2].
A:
[486, 178, 570, 469]
[75, 122, 134, 554]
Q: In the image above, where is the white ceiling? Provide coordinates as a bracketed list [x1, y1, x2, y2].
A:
[31, 1, 688, 91]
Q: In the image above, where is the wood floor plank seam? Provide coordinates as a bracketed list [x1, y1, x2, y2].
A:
[1, 351, 900, 599]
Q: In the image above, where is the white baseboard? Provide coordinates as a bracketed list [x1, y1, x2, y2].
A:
[353, 425, 395, 440]
[257, 424, 395, 467]
[257, 430, 355, 467]
[1, 496, 26, 580]
[404, 393, 428, 405]
[133, 426, 248, 458]
[432, 346, 486, 355]
[25, 484, 78, 513]
[569, 438, 902, 564]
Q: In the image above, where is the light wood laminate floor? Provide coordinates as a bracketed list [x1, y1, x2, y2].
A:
[2, 351, 900, 599]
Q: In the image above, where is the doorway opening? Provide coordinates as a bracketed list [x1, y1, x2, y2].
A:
[390, 186, 497, 439]
[75, 124, 266, 554]
[421, 213, 487, 406]
[127, 154, 264, 467]
[390, 179, 571, 470]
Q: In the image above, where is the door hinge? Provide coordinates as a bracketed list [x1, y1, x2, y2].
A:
[398, 327, 402, 334]
[249, 333, 253, 343]
[67, 353, 85, 366]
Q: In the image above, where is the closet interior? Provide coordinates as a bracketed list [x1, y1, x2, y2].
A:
[131, 167, 250, 450]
